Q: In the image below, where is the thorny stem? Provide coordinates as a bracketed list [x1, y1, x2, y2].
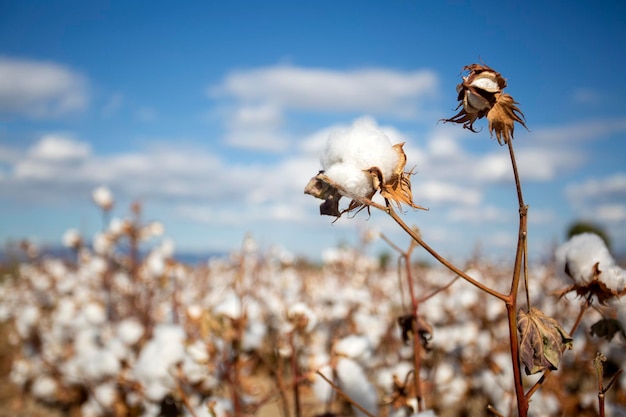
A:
[505, 139, 529, 417]
[525, 296, 592, 399]
[315, 370, 377, 417]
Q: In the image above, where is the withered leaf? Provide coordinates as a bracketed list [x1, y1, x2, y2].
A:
[304, 173, 343, 217]
[397, 314, 432, 349]
[517, 307, 573, 375]
[590, 318, 626, 342]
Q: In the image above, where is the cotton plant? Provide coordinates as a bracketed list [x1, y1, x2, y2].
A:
[302, 63, 615, 417]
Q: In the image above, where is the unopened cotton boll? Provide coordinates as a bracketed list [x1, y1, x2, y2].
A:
[321, 117, 399, 199]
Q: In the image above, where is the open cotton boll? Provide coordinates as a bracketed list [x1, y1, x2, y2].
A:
[134, 324, 186, 401]
[321, 117, 399, 198]
[334, 334, 371, 359]
[336, 357, 378, 417]
[117, 318, 144, 346]
[556, 233, 625, 292]
[31, 374, 58, 402]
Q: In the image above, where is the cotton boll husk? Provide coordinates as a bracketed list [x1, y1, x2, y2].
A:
[335, 357, 378, 417]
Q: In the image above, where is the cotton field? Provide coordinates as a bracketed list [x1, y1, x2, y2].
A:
[1, 200, 625, 417]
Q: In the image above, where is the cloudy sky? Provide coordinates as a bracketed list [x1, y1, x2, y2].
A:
[1, 1, 625, 261]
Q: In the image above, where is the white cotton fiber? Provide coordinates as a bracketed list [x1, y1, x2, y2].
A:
[321, 117, 399, 199]
[556, 233, 626, 292]
[336, 358, 378, 417]
[133, 324, 186, 401]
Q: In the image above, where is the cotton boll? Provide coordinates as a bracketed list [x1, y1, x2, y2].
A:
[83, 302, 106, 325]
[133, 324, 185, 401]
[117, 318, 144, 346]
[15, 304, 39, 337]
[242, 319, 267, 351]
[336, 357, 378, 417]
[94, 382, 117, 407]
[31, 374, 57, 402]
[92, 185, 114, 210]
[213, 292, 241, 319]
[321, 117, 399, 199]
[287, 302, 317, 332]
[334, 334, 371, 359]
[312, 364, 334, 403]
[556, 233, 624, 291]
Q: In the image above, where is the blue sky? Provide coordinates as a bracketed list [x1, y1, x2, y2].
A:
[1, 1, 625, 261]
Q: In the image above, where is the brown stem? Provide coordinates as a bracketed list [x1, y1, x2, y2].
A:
[289, 332, 301, 417]
[595, 352, 606, 417]
[505, 139, 529, 417]
[402, 244, 424, 412]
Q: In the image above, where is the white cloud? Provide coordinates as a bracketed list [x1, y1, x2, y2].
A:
[532, 118, 626, 142]
[448, 205, 511, 224]
[415, 181, 482, 206]
[209, 64, 439, 152]
[566, 173, 626, 202]
[0, 56, 88, 118]
[210, 64, 438, 115]
[28, 135, 91, 161]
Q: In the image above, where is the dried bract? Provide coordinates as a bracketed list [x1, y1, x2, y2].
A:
[518, 308, 573, 375]
[441, 63, 528, 145]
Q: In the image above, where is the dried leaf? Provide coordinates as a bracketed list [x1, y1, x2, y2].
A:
[518, 307, 573, 375]
[590, 318, 626, 342]
[304, 173, 343, 217]
[397, 314, 432, 349]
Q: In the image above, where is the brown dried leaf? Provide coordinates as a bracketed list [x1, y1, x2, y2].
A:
[590, 318, 626, 342]
[487, 93, 528, 145]
[304, 173, 343, 217]
[517, 307, 573, 375]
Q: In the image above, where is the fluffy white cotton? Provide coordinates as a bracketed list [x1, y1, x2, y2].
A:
[321, 117, 399, 199]
[556, 233, 626, 292]
[287, 302, 317, 332]
[31, 374, 57, 401]
[336, 357, 378, 417]
[334, 334, 371, 359]
[116, 318, 144, 346]
[134, 324, 186, 401]
[92, 185, 114, 209]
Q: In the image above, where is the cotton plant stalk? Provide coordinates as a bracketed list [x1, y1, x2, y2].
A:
[304, 64, 574, 417]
